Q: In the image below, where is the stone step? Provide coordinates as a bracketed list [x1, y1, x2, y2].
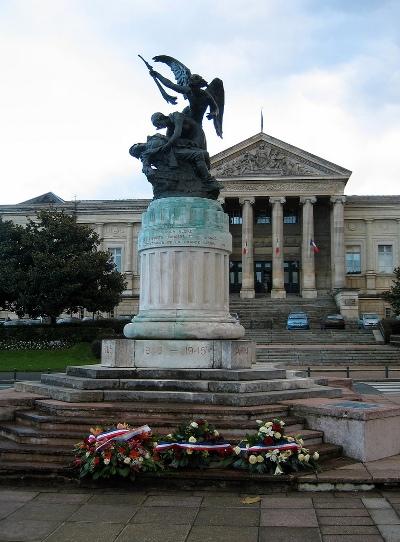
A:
[14, 380, 341, 405]
[0, 439, 72, 464]
[40, 373, 315, 394]
[34, 399, 291, 421]
[0, 421, 323, 446]
[0, 424, 81, 447]
[14, 382, 104, 402]
[0, 460, 73, 480]
[66, 365, 287, 381]
[15, 410, 305, 435]
[101, 386, 342, 406]
[0, 442, 341, 482]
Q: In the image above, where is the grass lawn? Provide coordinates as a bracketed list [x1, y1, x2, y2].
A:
[0, 342, 98, 372]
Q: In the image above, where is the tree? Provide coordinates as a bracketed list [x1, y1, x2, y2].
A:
[0, 218, 26, 312]
[383, 267, 400, 316]
[0, 210, 126, 322]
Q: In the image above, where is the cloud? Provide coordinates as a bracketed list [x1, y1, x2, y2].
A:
[0, 0, 399, 203]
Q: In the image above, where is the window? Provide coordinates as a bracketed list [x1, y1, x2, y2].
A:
[255, 211, 271, 224]
[228, 210, 242, 225]
[346, 246, 361, 274]
[284, 211, 298, 224]
[378, 245, 393, 273]
[385, 307, 392, 318]
[108, 247, 122, 272]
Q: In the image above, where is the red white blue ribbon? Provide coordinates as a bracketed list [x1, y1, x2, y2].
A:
[239, 443, 300, 453]
[89, 425, 152, 452]
[155, 441, 233, 452]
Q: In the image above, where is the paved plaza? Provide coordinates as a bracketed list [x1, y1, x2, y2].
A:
[1, 486, 400, 541]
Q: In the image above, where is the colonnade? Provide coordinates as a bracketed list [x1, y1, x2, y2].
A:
[222, 195, 346, 299]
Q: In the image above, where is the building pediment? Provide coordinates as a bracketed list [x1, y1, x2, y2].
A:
[19, 192, 65, 205]
[210, 132, 351, 180]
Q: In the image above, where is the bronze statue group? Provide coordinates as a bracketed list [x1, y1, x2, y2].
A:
[130, 55, 224, 200]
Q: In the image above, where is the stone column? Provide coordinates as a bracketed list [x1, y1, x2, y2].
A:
[96, 223, 104, 249]
[239, 197, 255, 299]
[397, 219, 400, 267]
[270, 197, 286, 299]
[124, 223, 134, 273]
[365, 219, 376, 292]
[330, 196, 346, 290]
[300, 196, 317, 298]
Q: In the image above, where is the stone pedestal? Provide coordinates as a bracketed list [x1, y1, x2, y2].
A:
[334, 289, 359, 320]
[124, 197, 245, 341]
[289, 399, 400, 462]
[102, 338, 255, 369]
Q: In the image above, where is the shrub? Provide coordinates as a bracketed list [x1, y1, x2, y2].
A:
[0, 324, 117, 347]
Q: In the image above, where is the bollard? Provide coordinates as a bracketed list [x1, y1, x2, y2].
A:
[385, 366, 389, 379]
[346, 366, 350, 378]
[13, 368, 17, 382]
[307, 367, 311, 377]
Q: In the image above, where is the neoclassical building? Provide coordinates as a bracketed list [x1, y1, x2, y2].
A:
[1, 132, 399, 319]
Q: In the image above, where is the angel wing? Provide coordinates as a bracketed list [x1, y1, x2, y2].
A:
[152, 55, 191, 87]
[207, 78, 224, 138]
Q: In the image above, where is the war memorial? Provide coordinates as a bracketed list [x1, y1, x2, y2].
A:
[1, 55, 400, 498]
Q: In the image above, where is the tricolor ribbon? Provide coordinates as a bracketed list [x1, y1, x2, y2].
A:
[155, 441, 233, 452]
[239, 443, 300, 453]
[89, 425, 152, 452]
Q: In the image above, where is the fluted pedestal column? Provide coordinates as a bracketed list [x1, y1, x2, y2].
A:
[124, 197, 245, 340]
[239, 197, 255, 299]
[330, 196, 346, 290]
[270, 197, 286, 299]
[301, 196, 317, 298]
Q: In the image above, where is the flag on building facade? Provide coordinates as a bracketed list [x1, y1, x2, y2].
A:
[310, 239, 320, 253]
[275, 238, 280, 256]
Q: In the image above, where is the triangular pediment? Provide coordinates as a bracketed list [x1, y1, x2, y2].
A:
[210, 132, 351, 179]
[19, 192, 65, 205]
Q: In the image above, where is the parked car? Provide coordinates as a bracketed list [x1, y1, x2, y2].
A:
[286, 312, 310, 330]
[320, 314, 345, 330]
[56, 317, 82, 325]
[358, 313, 380, 329]
[3, 319, 30, 326]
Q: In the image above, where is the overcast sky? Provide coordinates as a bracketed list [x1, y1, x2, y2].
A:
[1, 0, 399, 204]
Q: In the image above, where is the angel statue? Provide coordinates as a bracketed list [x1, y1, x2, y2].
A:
[139, 55, 224, 140]
[131, 55, 224, 200]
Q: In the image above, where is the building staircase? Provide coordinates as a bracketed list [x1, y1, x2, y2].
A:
[247, 329, 376, 344]
[256, 345, 400, 366]
[230, 293, 339, 329]
[230, 293, 377, 344]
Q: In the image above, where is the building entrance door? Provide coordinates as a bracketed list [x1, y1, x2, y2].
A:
[255, 261, 271, 293]
[229, 261, 242, 293]
[284, 260, 300, 293]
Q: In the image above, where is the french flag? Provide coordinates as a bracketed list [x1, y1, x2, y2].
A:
[310, 239, 319, 254]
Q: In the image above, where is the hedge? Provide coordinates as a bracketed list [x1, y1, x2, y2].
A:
[0, 319, 127, 347]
